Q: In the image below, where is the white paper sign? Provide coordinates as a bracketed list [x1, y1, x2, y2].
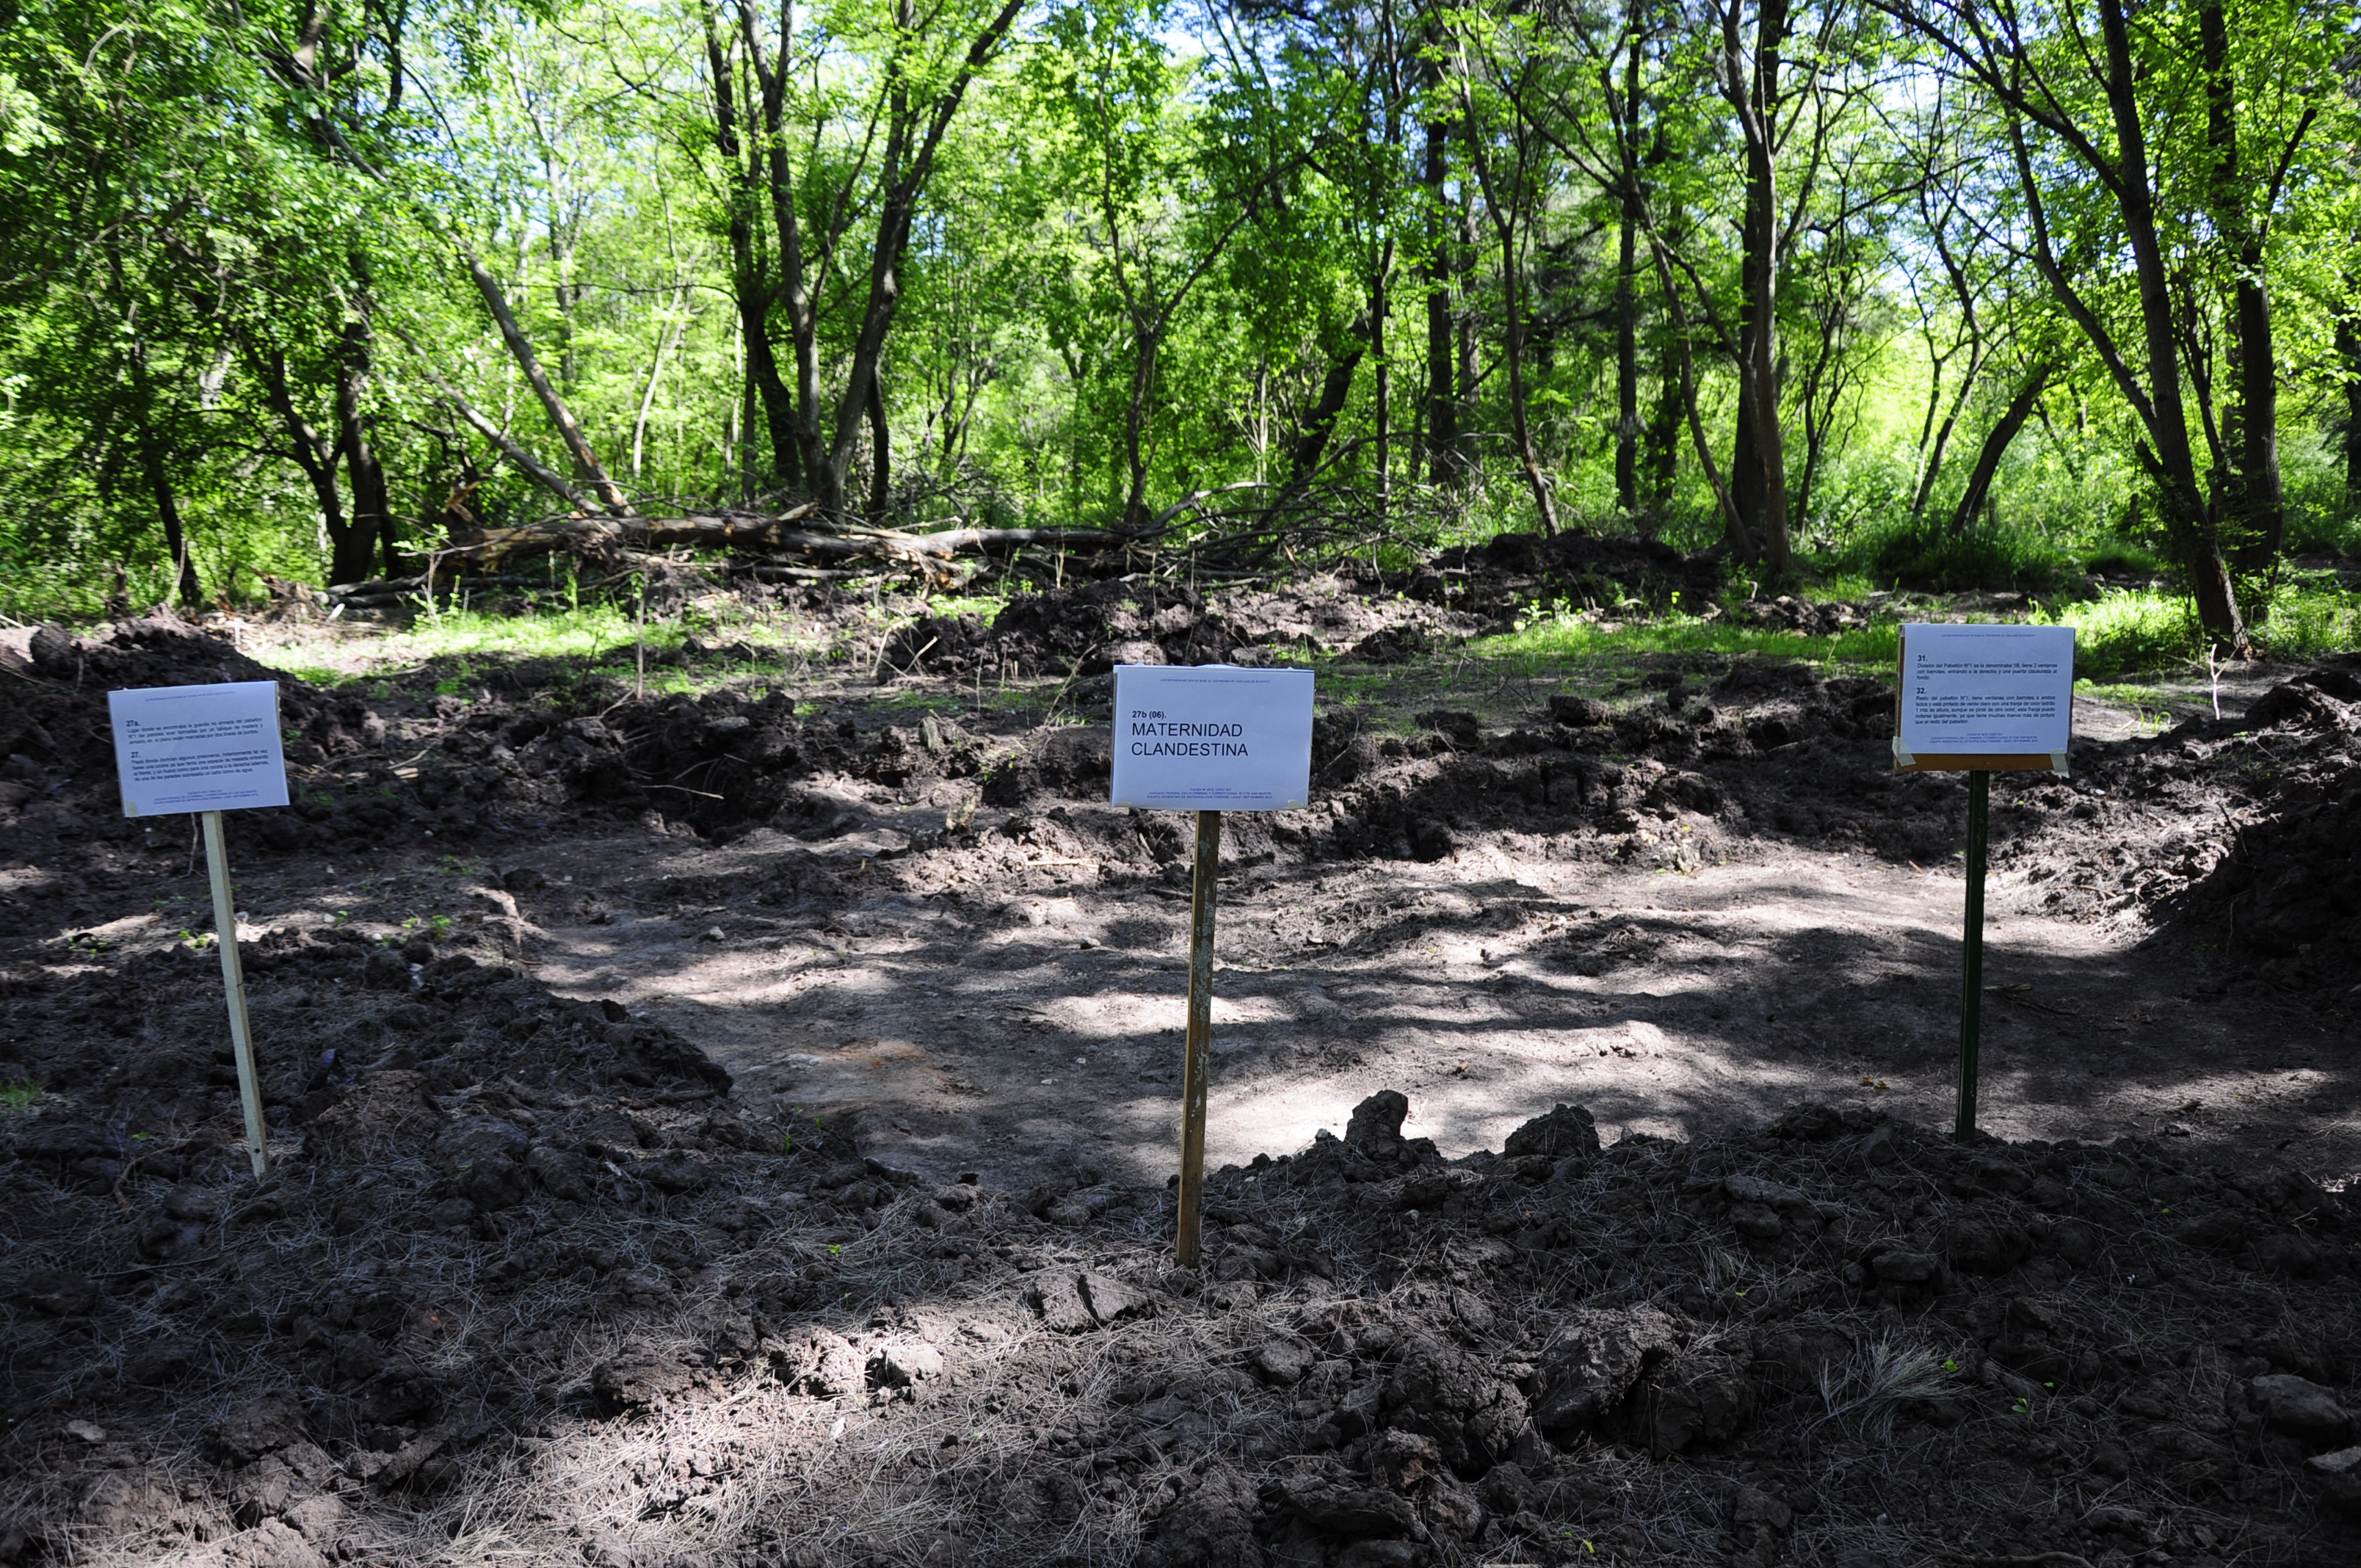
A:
[1111, 665, 1314, 810]
[109, 682, 291, 817]
[1898, 623, 2075, 758]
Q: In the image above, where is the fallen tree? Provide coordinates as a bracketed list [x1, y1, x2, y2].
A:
[323, 511, 1145, 603]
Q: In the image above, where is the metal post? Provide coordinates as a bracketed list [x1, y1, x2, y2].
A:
[1956, 771, 1989, 1145]
[202, 810, 270, 1179]
[1175, 810, 1221, 1267]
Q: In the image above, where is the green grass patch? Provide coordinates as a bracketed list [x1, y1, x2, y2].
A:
[1473, 610, 1900, 672]
[2033, 589, 2196, 679]
[1839, 516, 2075, 594]
[1, 1081, 48, 1113]
[2076, 680, 2177, 730]
[2034, 581, 2361, 677]
[2255, 581, 2361, 662]
[924, 593, 1010, 623]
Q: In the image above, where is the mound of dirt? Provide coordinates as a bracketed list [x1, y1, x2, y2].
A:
[9, 931, 2361, 1568]
[882, 577, 1481, 680]
[1409, 532, 1724, 623]
[0, 617, 1008, 862]
[1972, 657, 2361, 994]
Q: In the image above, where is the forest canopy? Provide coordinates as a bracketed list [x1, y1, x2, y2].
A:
[1, 0, 2358, 650]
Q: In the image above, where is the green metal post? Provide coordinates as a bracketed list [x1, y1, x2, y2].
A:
[1956, 770, 1989, 1144]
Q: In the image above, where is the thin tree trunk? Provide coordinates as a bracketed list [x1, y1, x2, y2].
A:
[2199, 0, 2284, 579]
[2091, 0, 2241, 647]
[1648, 239, 1746, 553]
[1644, 333, 1681, 521]
[1460, 101, 1557, 535]
[260, 349, 370, 587]
[142, 435, 200, 606]
[708, 21, 800, 490]
[823, 0, 1026, 514]
[632, 293, 683, 480]
[1947, 365, 2051, 539]
[336, 286, 400, 578]
[2340, 304, 2361, 504]
[1372, 247, 1391, 522]
[451, 241, 626, 512]
[868, 372, 891, 518]
[1421, 115, 1462, 484]
[1276, 318, 1371, 512]
[1724, 0, 1791, 573]
[1614, 35, 1642, 515]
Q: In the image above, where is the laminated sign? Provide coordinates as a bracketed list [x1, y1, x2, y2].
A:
[1893, 623, 2075, 774]
[104, 679, 292, 1182]
[109, 681, 291, 816]
[1111, 665, 1315, 810]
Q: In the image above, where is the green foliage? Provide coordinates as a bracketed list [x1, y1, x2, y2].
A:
[2037, 590, 2199, 680]
[1475, 607, 1900, 672]
[1839, 517, 2073, 595]
[0, 0, 2350, 661]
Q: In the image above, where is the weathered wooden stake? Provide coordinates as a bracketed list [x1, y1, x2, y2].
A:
[1175, 810, 1221, 1267]
[1956, 770, 1990, 1145]
[201, 810, 270, 1178]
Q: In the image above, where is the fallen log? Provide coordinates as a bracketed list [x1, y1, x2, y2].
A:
[415, 512, 1136, 578]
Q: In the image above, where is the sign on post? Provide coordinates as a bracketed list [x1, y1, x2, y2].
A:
[1891, 625, 2075, 1143]
[1893, 623, 2075, 774]
[1112, 664, 1314, 1266]
[108, 683, 291, 1178]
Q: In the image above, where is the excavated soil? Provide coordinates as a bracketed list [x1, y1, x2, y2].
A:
[4, 576, 2361, 1567]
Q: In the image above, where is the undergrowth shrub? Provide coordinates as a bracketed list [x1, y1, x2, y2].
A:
[1841, 515, 2072, 594]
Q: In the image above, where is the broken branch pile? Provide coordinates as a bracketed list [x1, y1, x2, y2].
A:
[324, 510, 1139, 603]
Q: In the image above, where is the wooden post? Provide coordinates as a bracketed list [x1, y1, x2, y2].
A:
[1956, 770, 1989, 1144]
[1175, 809, 1221, 1267]
[201, 810, 270, 1179]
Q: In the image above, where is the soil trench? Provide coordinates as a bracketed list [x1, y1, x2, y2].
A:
[8, 597, 2361, 1568]
[493, 824, 2349, 1188]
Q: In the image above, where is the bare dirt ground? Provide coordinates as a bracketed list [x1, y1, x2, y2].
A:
[4, 567, 2360, 1568]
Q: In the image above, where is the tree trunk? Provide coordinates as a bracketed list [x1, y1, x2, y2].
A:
[1372, 248, 1391, 521]
[336, 310, 400, 578]
[142, 435, 201, 606]
[1724, 0, 1792, 574]
[822, 0, 1026, 515]
[868, 372, 891, 518]
[1644, 334, 1681, 520]
[1276, 302, 1374, 512]
[1461, 109, 1557, 535]
[2199, 0, 2284, 580]
[1421, 115, 1462, 485]
[451, 240, 626, 512]
[1120, 324, 1157, 531]
[707, 23, 800, 491]
[1947, 366, 2050, 540]
[1614, 34, 1642, 516]
[2093, 0, 2243, 647]
[2340, 304, 2361, 504]
[261, 349, 372, 588]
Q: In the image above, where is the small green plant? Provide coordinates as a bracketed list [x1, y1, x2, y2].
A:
[1, 1081, 46, 1111]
